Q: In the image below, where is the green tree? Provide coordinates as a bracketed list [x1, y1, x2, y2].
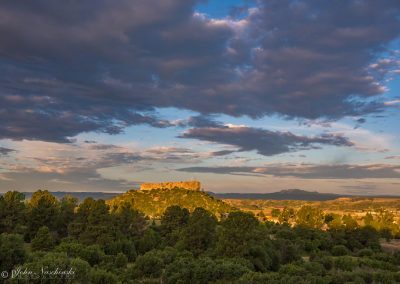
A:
[160, 206, 189, 246]
[27, 190, 59, 239]
[347, 226, 380, 251]
[271, 208, 281, 218]
[31, 226, 55, 251]
[0, 233, 26, 271]
[164, 257, 251, 284]
[89, 268, 118, 284]
[295, 206, 324, 229]
[112, 201, 147, 239]
[273, 238, 300, 264]
[128, 250, 165, 279]
[104, 239, 137, 261]
[363, 212, 374, 226]
[57, 194, 77, 237]
[163, 256, 196, 284]
[0, 191, 26, 233]
[55, 240, 106, 266]
[70, 257, 91, 283]
[331, 245, 350, 256]
[216, 211, 263, 257]
[115, 252, 128, 268]
[373, 208, 399, 237]
[179, 207, 217, 256]
[342, 214, 358, 230]
[23, 252, 75, 284]
[334, 256, 357, 271]
[67, 197, 96, 238]
[137, 227, 161, 254]
[278, 207, 295, 224]
[79, 200, 114, 246]
[326, 213, 343, 230]
[79, 245, 105, 266]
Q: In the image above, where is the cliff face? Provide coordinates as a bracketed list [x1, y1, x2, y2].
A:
[140, 181, 201, 191]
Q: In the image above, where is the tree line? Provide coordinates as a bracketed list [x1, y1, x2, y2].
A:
[0, 190, 400, 283]
[269, 205, 400, 239]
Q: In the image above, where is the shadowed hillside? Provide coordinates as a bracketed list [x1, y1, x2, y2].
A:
[107, 188, 234, 218]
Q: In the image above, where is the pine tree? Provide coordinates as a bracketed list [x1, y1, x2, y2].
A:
[31, 226, 55, 251]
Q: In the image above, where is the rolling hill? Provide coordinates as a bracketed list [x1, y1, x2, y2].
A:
[107, 188, 234, 218]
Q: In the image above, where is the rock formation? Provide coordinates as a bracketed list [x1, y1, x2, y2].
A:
[140, 181, 201, 191]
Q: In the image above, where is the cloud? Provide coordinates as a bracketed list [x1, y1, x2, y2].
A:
[384, 99, 400, 106]
[0, 139, 216, 191]
[210, 150, 237, 157]
[199, 0, 400, 118]
[0, 147, 16, 156]
[176, 115, 222, 128]
[341, 183, 378, 195]
[179, 125, 353, 156]
[0, 167, 132, 192]
[0, 0, 399, 142]
[178, 163, 400, 179]
[0, 106, 174, 143]
[0, 0, 233, 142]
[385, 155, 400, 160]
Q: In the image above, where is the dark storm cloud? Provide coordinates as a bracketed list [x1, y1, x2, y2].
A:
[178, 164, 400, 179]
[179, 115, 222, 128]
[0, 0, 399, 142]
[0, 0, 233, 142]
[0, 147, 16, 155]
[180, 126, 353, 156]
[215, 0, 400, 118]
[210, 150, 237, 157]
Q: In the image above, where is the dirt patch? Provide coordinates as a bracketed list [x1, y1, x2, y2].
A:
[380, 239, 400, 253]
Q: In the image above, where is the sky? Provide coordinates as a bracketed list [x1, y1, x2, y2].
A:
[0, 0, 399, 195]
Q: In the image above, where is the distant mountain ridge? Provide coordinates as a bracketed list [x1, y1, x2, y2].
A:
[210, 189, 343, 201]
[9, 188, 400, 202]
[211, 189, 400, 201]
[18, 191, 120, 201]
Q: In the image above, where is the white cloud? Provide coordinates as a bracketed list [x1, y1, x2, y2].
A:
[384, 99, 400, 106]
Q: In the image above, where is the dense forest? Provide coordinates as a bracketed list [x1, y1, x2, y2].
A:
[1, 190, 400, 283]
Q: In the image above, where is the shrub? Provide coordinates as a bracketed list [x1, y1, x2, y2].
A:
[115, 252, 128, 268]
[31, 226, 55, 251]
[334, 256, 357, 271]
[0, 233, 26, 271]
[89, 268, 118, 284]
[356, 248, 373, 257]
[129, 251, 164, 279]
[313, 255, 334, 270]
[331, 245, 350, 256]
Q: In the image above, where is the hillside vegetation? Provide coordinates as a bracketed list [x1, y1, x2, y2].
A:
[1, 190, 400, 283]
[226, 197, 400, 217]
[224, 197, 400, 212]
[107, 188, 234, 218]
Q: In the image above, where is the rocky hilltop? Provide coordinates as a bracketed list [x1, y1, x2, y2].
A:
[107, 187, 233, 218]
[140, 180, 201, 191]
